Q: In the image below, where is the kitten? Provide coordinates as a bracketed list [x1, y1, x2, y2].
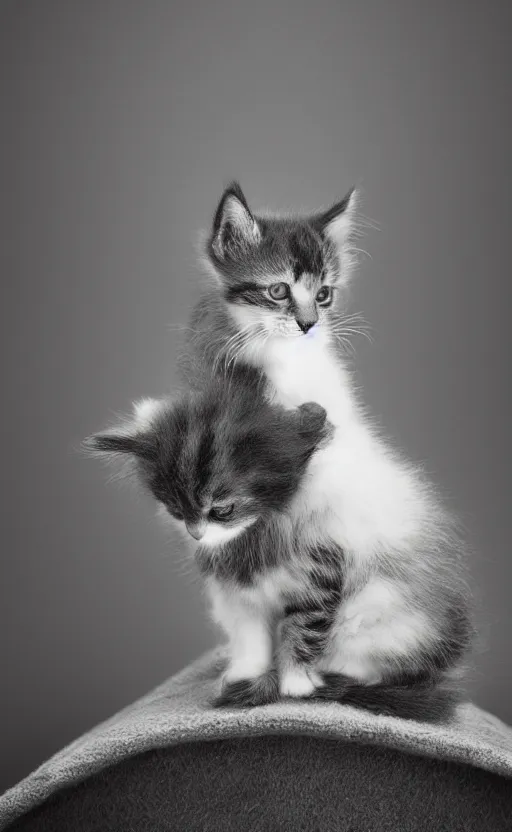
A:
[86, 370, 471, 719]
[179, 181, 359, 400]
[85, 370, 330, 702]
[175, 183, 474, 714]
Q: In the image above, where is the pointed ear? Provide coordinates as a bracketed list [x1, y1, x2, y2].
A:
[315, 187, 357, 248]
[210, 182, 261, 260]
[83, 426, 156, 461]
[83, 433, 142, 456]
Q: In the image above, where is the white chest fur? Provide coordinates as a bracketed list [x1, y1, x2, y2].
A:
[258, 329, 352, 425]
[254, 328, 428, 566]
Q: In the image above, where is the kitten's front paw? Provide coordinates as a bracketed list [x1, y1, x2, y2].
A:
[280, 665, 323, 698]
[214, 670, 279, 708]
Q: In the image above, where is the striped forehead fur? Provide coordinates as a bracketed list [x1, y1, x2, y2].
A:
[206, 183, 356, 287]
[87, 367, 331, 532]
[147, 379, 329, 512]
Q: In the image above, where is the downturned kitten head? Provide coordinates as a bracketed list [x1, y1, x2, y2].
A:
[85, 371, 330, 547]
[205, 182, 358, 340]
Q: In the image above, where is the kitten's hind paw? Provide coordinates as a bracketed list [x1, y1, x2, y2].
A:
[280, 665, 324, 698]
[214, 670, 280, 708]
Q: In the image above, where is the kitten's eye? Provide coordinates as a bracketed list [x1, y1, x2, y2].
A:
[168, 507, 183, 521]
[209, 504, 235, 521]
[316, 286, 332, 305]
[268, 282, 290, 301]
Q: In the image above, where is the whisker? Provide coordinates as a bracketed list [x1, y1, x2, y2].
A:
[331, 332, 357, 356]
[166, 323, 201, 333]
[336, 326, 374, 344]
[219, 325, 264, 384]
[353, 213, 381, 232]
[330, 319, 372, 334]
[222, 328, 255, 372]
[213, 324, 255, 376]
[350, 246, 373, 261]
[226, 327, 265, 374]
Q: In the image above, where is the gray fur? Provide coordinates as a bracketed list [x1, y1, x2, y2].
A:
[87, 183, 474, 720]
[176, 183, 474, 718]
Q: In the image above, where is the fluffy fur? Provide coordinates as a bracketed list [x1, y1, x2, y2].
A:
[173, 182, 474, 718]
[85, 368, 330, 548]
[86, 387, 471, 722]
[86, 183, 473, 720]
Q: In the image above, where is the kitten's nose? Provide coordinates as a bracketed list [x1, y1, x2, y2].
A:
[297, 319, 316, 334]
[186, 521, 206, 540]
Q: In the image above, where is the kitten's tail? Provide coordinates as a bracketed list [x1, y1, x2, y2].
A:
[314, 673, 461, 721]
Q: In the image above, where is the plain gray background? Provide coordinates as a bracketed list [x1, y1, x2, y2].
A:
[1, 0, 511, 793]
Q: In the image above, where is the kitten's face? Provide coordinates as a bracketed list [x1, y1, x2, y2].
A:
[87, 379, 329, 547]
[205, 183, 357, 342]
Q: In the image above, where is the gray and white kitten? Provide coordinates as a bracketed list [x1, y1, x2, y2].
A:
[175, 183, 473, 713]
[86, 369, 469, 719]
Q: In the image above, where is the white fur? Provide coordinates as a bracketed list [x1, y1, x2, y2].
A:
[279, 665, 323, 697]
[244, 326, 425, 561]
[249, 326, 351, 420]
[229, 303, 274, 334]
[208, 579, 274, 682]
[290, 283, 312, 305]
[160, 509, 258, 547]
[208, 566, 308, 682]
[196, 192, 466, 691]
[226, 310, 451, 684]
[199, 518, 257, 546]
[319, 578, 432, 683]
[238, 565, 305, 611]
[133, 397, 166, 429]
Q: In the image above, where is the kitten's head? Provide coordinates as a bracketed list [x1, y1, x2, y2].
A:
[204, 182, 358, 340]
[85, 372, 329, 547]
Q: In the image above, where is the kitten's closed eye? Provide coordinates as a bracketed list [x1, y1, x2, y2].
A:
[210, 504, 235, 521]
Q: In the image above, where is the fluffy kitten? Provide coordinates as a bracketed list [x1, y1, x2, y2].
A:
[85, 370, 333, 703]
[175, 183, 473, 715]
[180, 182, 359, 394]
[86, 369, 471, 720]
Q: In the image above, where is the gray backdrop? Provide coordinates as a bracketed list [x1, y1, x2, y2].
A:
[1, 0, 511, 793]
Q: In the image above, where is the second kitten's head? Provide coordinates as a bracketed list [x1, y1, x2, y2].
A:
[204, 182, 358, 340]
[86, 372, 329, 547]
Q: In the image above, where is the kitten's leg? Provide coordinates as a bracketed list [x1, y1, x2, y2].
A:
[207, 580, 278, 706]
[278, 543, 344, 698]
[278, 604, 333, 697]
[324, 576, 431, 683]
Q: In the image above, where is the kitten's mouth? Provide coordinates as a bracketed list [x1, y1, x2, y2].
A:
[300, 327, 317, 339]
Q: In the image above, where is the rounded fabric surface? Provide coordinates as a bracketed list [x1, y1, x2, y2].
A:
[7, 736, 512, 832]
[1, 648, 511, 830]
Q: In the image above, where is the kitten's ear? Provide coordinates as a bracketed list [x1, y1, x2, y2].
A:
[83, 432, 156, 460]
[83, 421, 156, 461]
[210, 182, 261, 260]
[297, 402, 328, 439]
[314, 187, 357, 248]
[84, 398, 167, 461]
[83, 433, 143, 456]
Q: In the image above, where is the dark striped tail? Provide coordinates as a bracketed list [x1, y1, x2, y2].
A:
[314, 673, 461, 721]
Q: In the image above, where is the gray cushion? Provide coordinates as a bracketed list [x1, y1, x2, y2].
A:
[1, 648, 511, 830]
